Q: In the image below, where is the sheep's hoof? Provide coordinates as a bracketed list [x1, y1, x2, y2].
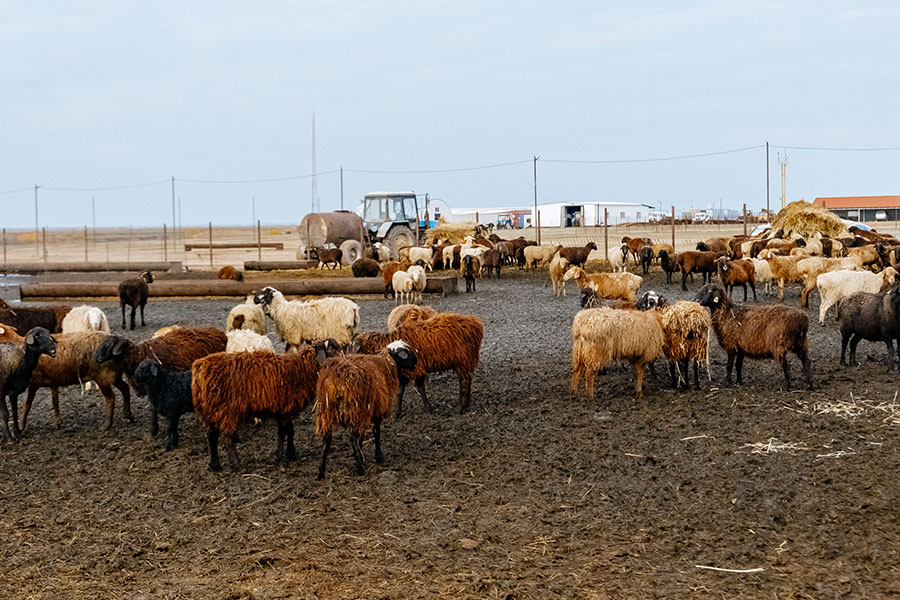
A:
[315, 471, 325, 481]
[124, 413, 135, 423]
[208, 462, 222, 472]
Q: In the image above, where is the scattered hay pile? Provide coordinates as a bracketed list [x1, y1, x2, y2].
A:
[769, 200, 849, 239]
[425, 219, 477, 244]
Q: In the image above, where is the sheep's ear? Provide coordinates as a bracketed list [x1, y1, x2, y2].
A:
[25, 332, 34, 345]
[713, 295, 719, 304]
[315, 345, 329, 366]
[0, 327, 4, 334]
[149, 362, 159, 377]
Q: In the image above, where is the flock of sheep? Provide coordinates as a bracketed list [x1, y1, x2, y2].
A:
[1, 223, 898, 478]
[0, 270, 484, 479]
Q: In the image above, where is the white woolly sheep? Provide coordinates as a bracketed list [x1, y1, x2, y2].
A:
[226, 329, 275, 353]
[407, 246, 438, 271]
[570, 307, 665, 397]
[392, 270, 415, 305]
[795, 255, 864, 307]
[523, 244, 562, 269]
[608, 245, 628, 273]
[749, 258, 775, 296]
[549, 255, 570, 297]
[407, 265, 427, 304]
[61, 305, 110, 335]
[253, 286, 360, 348]
[563, 266, 643, 303]
[226, 294, 267, 335]
[372, 242, 391, 263]
[816, 267, 898, 325]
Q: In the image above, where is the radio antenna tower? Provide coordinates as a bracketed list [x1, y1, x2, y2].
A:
[311, 112, 318, 213]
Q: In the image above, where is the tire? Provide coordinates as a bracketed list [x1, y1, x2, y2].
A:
[384, 226, 416, 260]
[339, 240, 363, 265]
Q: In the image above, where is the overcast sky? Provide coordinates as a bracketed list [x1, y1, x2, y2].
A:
[2, 1, 898, 228]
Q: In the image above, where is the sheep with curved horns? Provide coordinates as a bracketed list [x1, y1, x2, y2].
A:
[253, 286, 359, 348]
[314, 340, 417, 479]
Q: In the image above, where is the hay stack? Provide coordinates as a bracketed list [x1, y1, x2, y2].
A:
[425, 219, 477, 244]
[769, 200, 848, 239]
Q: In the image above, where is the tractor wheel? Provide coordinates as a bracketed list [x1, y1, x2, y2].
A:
[339, 240, 363, 265]
[384, 226, 416, 260]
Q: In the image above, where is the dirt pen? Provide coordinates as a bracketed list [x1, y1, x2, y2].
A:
[0, 254, 898, 598]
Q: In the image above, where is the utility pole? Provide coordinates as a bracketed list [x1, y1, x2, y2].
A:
[311, 112, 318, 213]
[91, 196, 96, 243]
[340, 167, 344, 210]
[171, 176, 177, 253]
[778, 152, 788, 209]
[33, 184, 41, 257]
[252, 197, 256, 226]
[765, 141, 770, 220]
[533, 155, 540, 245]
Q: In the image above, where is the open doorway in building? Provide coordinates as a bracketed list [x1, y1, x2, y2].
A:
[563, 205, 584, 227]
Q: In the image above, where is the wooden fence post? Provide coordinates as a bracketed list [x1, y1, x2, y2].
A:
[208, 222, 214, 269]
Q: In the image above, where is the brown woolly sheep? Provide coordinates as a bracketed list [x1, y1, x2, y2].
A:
[118, 271, 153, 330]
[314, 340, 417, 479]
[563, 266, 642, 303]
[481, 248, 503, 278]
[759, 251, 805, 301]
[674, 251, 719, 291]
[716, 257, 757, 301]
[559, 242, 598, 269]
[570, 306, 665, 397]
[0, 298, 71, 334]
[847, 244, 884, 271]
[216, 265, 243, 281]
[696, 284, 812, 390]
[350, 312, 484, 416]
[94, 327, 226, 433]
[765, 237, 806, 255]
[315, 247, 343, 269]
[192, 340, 342, 472]
[351, 257, 380, 278]
[696, 238, 729, 254]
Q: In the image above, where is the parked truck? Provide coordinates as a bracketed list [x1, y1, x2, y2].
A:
[298, 191, 430, 261]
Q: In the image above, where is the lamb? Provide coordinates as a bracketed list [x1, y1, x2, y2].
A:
[216, 265, 243, 281]
[570, 307, 665, 397]
[94, 327, 227, 433]
[0, 298, 70, 334]
[563, 266, 642, 303]
[749, 258, 775, 296]
[192, 339, 343, 471]
[638, 246, 654, 274]
[523, 244, 562, 269]
[674, 251, 719, 291]
[387, 304, 437, 333]
[382, 260, 412, 298]
[392, 270, 415, 305]
[461, 255, 479, 293]
[20, 332, 134, 432]
[226, 329, 275, 354]
[816, 267, 898, 325]
[716, 257, 757, 301]
[695, 283, 812, 390]
[442, 245, 459, 270]
[314, 247, 343, 269]
[765, 238, 806, 255]
[60, 304, 110, 336]
[350, 312, 484, 416]
[152, 325, 182, 338]
[253, 286, 359, 347]
[559, 242, 598, 269]
[118, 271, 153, 330]
[847, 245, 883, 271]
[226, 294, 267, 335]
[407, 246, 439, 271]
[351, 257, 380, 278]
[314, 340, 417, 479]
[795, 255, 864, 307]
[549, 255, 570, 297]
[131, 359, 193, 450]
[835, 287, 900, 370]
[652, 243, 674, 262]
[0, 328, 57, 441]
[658, 250, 678, 284]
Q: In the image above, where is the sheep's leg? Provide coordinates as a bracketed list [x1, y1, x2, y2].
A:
[51, 387, 62, 429]
[140, 302, 146, 327]
[21, 385, 38, 431]
[120, 302, 127, 329]
[741, 282, 748, 302]
[819, 300, 830, 326]
[693, 361, 700, 390]
[725, 352, 736, 385]
[0, 397, 14, 442]
[778, 279, 785, 302]
[570, 362, 583, 397]
[681, 270, 688, 291]
[99, 384, 116, 431]
[285, 420, 296, 461]
[373, 416, 384, 464]
[129, 305, 137, 330]
[457, 370, 472, 414]
[633, 362, 645, 397]
[395, 379, 409, 418]
[735, 350, 745, 385]
[884, 338, 895, 372]
[749, 280, 757, 302]
[848, 334, 862, 367]
[668, 362, 678, 389]
[316, 432, 332, 480]
[207, 427, 222, 471]
[350, 431, 365, 476]
[275, 420, 286, 462]
[584, 369, 596, 399]
[164, 415, 180, 451]
[415, 377, 433, 413]
[8, 394, 21, 437]
[780, 356, 793, 390]
[796, 348, 813, 389]
[223, 433, 241, 471]
[840, 331, 852, 366]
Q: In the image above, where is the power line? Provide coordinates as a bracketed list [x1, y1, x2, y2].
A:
[543, 144, 765, 164]
[771, 144, 900, 152]
[344, 159, 532, 174]
[177, 169, 340, 184]
[42, 179, 170, 192]
[0, 186, 32, 195]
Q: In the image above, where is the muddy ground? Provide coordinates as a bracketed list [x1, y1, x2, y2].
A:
[0, 266, 898, 599]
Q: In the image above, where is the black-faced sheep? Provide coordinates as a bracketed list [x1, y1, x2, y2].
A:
[132, 359, 193, 450]
[658, 249, 678, 284]
[350, 312, 484, 416]
[481, 248, 503, 278]
[191, 339, 342, 471]
[314, 340, 417, 479]
[0, 328, 57, 441]
[836, 287, 900, 370]
[253, 286, 359, 348]
[570, 307, 664, 397]
[94, 327, 227, 433]
[118, 271, 153, 330]
[638, 246, 654, 274]
[695, 283, 812, 390]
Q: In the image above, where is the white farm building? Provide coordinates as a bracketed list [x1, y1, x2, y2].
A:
[450, 201, 656, 228]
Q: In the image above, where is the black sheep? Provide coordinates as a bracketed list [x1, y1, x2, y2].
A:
[639, 246, 654, 274]
[351, 257, 380, 278]
[658, 250, 678, 284]
[132, 359, 193, 450]
[118, 271, 153, 330]
[462, 255, 477, 293]
[0, 328, 57, 441]
[837, 286, 900, 370]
